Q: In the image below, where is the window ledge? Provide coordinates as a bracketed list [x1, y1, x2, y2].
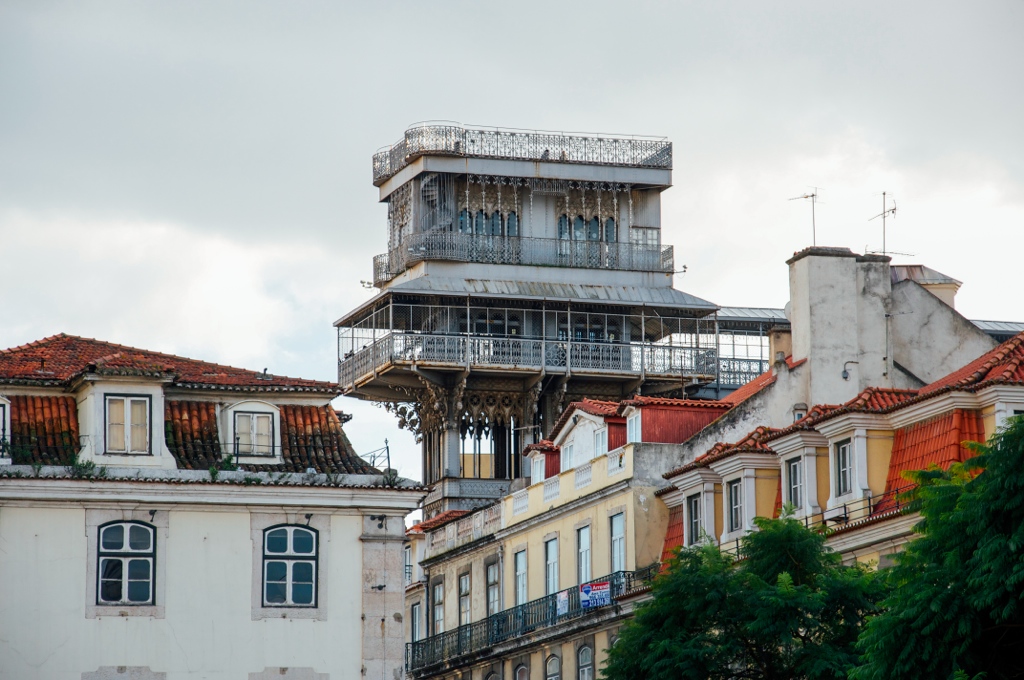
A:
[86, 604, 164, 619]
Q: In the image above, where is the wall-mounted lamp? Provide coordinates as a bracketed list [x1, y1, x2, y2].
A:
[571, 414, 579, 425]
[304, 513, 313, 526]
[842, 361, 860, 381]
[370, 584, 387, 591]
[369, 514, 387, 529]
[148, 509, 157, 520]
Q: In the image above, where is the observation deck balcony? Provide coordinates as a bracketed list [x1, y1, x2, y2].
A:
[373, 232, 674, 286]
[373, 123, 672, 186]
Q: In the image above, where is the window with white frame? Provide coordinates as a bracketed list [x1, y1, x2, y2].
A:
[458, 573, 471, 625]
[578, 645, 594, 680]
[626, 413, 641, 443]
[105, 395, 150, 454]
[532, 454, 545, 483]
[546, 655, 561, 680]
[432, 581, 445, 634]
[97, 521, 155, 605]
[235, 411, 273, 456]
[835, 439, 852, 496]
[577, 526, 591, 583]
[561, 443, 575, 472]
[787, 458, 803, 508]
[545, 538, 559, 595]
[262, 525, 317, 607]
[687, 493, 702, 546]
[514, 550, 528, 605]
[594, 428, 607, 457]
[404, 545, 412, 585]
[610, 513, 625, 572]
[515, 666, 528, 680]
[727, 479, 743, 532]
[486, 562, 500, 616]
[410, 602, 422, 642]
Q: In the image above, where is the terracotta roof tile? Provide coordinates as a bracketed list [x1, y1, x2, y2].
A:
[615, 396, 730, 413]
[409, 510, 469, 534]
[548, 399, 621, 440]
[6, 395, 80, 465]
[0, 334, 338, 393]
[920, 331, 1024, 395]
[664, 425, 779, 478]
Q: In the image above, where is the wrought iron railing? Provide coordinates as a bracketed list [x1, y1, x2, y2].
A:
[339, 332, 719, 387]
[406, 564, 659, 672]
[373, 232, 674, 284]
[373, 123, 672, 185]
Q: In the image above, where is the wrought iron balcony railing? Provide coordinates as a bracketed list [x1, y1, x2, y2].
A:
[406, 564, 659, 672]
[373, 232, 674, 284]
[339, 332, 719, 388]
[373, 123, 672, 185]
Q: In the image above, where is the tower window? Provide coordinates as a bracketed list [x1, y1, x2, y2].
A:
[604, 217, 616, 242]
[572, 215, 586, 241]
[489, 211, 503, 236]
[558, 214, 569, 240]
[458, 209, 471, 234]
[588, 217, 600, 241]
[474, 210, 486, 235]
[507, 211, 519, 237]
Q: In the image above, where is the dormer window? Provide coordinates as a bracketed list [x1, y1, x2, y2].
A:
[626, 413, 641, 443]
[532, 454, 544, 483]
[787, 458, 803, 507]
[105, 395, 150, 454]
[594, 428, 608, 457]
[835, 439, 853, 496]
[561, 443, 575, 472]
[235, 412, 273, 456]
[727, 479, 743, 533]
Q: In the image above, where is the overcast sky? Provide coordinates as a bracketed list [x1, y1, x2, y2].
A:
[2, 1, 1022, 481]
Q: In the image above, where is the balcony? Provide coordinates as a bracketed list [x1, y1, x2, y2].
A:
[373, 232, 674, 285]
[406, 565, 658, 673]
[373, 123, 672, 185]
[425, 503, 503, 560]
[339, 332, 718, 389]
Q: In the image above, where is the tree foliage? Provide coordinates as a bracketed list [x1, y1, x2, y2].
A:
[853, 417, 1024, 680]
[602, 513, 884, 680]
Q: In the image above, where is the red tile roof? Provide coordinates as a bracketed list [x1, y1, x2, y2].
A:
[524, 439, 559, 454]
[616, 396, 730, 413]
[664, 425, 779, 478]
[548, 399, 621, 440]
[660, 505, 685, 570]
[0, 334, 339, 394]
[719, 357, 806, 408]
[919, 331, 1024, 395]
[408, 510, 469, 534]
[873, 409, 984, 514]
[6, 395, 80, 465]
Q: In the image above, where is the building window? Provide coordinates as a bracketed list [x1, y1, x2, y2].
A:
[546, 655, 561, 680]
[105, 395, 150, 454]
[577, 526, 591, 583]
[604, 217, 616, 242]
[235, 411, 273, 456]
[458, 573, 471, 625]
[572, 215, 586, 240]
[515, 550, 528, 605]
[626, 413, 640, 443]
[410, 602, 422, 642]
[594, 429, 607, 457]
[489, 211, 503, 236]
[558, 214, 569, 240]
[588, 217, 601, 241]
[516, 666, 529, 680]
[687, 493, 702, 546]
[532, 455, 545, 483]
[787, 458, 803, 508]
[610, 512, 625, 572]
[545, 538, 559, 595]
[728, 479, 743, 532]
[404, 545, 412, 585]
[474, 209, 486, 235]
[458, 209, 471, 234]
[507, 211, 519, 237]
[432, 581, 444, 634]
[561, 443, 575, 472]
[835, 439, 852, 496]
[486, 562, 500, 616]
[263, 526, 317, 607]
[578, 646, 594, 680]
[0, 401, 8, 457]
[97, 521, 155, 605]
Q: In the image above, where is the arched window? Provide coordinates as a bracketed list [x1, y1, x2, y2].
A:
[577, 646, 594, 680]
[558, 214, 569, 240]
[507, 211, 519, 237]
[546, 655, 561, 680]
[263, 525, 318, 607]
[97, 521, 155, 605]
[572, 216, 585, 241]
[588, 217, 600, 241]
[515, 666, 529, 680]
[458, 209, 471, 234]
[490, 211, 503, 236]
[474, 210, 487, 235]
[604, 217, 616, 242]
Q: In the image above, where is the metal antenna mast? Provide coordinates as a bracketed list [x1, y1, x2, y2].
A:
[869, 191, 898, 255]
[789, 188, 820, 245]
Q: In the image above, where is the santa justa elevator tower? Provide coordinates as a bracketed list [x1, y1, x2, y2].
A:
[337, 123, 769, 517]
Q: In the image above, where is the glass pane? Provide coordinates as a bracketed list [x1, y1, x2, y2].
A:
[604, 218, 616, 242]
[129, 525, 151, 551]
[588, 217, 600, 240]
[573, 216, 585, 240]
[101, 525, 124, 551]
[293, 562, 314, 583]
[265, 582, 286, 604]
[255, 415, 271, 452]
[265, 561, 287, 582]
[127, 581, 151, 603]
[107, 399, 125, 426]
[236, 414, 252, 452]
[130, 400, 147, 426]
[100, 579, 122, 602]
[101, 558, 122, 580]
[291, 529, 314, 554]
[292, 583, 313, 605]
[130, 400, 148, 452]
[266, 529, 288, 553]
[507, 212, 518, 237]
[127, 559, 150, 580]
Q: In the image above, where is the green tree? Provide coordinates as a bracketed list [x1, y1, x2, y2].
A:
[603, 513, 884, 680]
[854, 417, 1024, 680]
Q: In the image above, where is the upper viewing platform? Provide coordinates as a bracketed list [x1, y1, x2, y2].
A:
[372, 122, 673, 186]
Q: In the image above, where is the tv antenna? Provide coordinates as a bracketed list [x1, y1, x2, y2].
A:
[868, 191, 898, 255]
[789, 188, 820, 245]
